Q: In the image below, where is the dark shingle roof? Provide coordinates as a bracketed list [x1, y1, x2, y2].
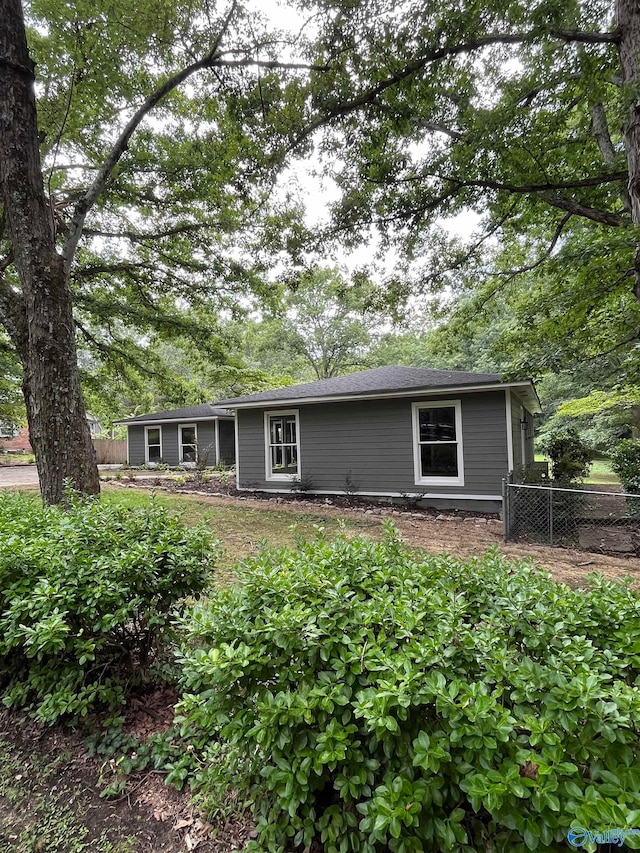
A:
[116, 403, 233, 424]
[217, 366, 504, 406]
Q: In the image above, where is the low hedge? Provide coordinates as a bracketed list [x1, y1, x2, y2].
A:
[177, 527, 640, 852]
[0, 491, 215, 722]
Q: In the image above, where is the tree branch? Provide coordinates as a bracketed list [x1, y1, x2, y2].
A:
[430, 171, 628, 194]
[494, 212, 572, 282]
[587, 329, 640, 360]
[590, 101, 631, 212]
[361, 168, 627, 226]
[75, 319, 161, 377]
[550, 28, 620, 44]
[0, 249, 13, 274]
[542, 194, 622, 226]
[83, 222, 218, 242]
[515, 73, 583, 107]
[211, 54, 327, 71]
[447, 212, 574, 320]
[415, 120, 463, 140]
[287, 28, 620, 152]
[61, 0, 324, 270]
[73, 261, 148, 278]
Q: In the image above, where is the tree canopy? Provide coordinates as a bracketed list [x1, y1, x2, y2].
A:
[0, 0, 318, 500]
[300, 0, 639, 386]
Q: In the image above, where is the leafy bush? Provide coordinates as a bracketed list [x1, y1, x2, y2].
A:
[0, 491, 215, 722]
[610, 441, 640, 517]
[611, 440, 640, 494]
[538, 427, 592, 483]
[177, 529, 640, 852]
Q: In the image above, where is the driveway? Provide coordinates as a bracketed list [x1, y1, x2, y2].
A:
[0, 464, 123, 489]
[0, 465, 39, 487]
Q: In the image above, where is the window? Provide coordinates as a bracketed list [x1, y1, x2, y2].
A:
[145, 426, 162, 462]
[265, 410, 300, 480]
[412, 401, 464, 486]
[179, 424, 197, 463]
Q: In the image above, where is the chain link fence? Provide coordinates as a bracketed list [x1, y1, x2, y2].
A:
[503, 481, 640, 556]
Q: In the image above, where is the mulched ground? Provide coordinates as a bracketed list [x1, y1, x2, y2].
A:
[0, 695, 255, 853]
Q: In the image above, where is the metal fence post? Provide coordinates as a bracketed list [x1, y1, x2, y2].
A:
[502, 478, 509, 540]
[549, 486, 553, 547]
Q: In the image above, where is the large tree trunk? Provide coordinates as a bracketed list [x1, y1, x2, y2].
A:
[0, 0, 100, 503]
[19, 255, 100, 505]
[617, 0, 640, 299]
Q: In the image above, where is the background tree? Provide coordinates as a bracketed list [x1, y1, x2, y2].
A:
[221, 265, 398, 382]
[0, 336, 24, 431]
[267, 266, 391, 380]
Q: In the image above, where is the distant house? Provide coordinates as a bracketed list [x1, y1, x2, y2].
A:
[86, 413, 102, 436]
[0, 426, 32, 454]
[218, 365, 540, 512]
[0, 413, 103, 454]
[115, 404, 236, 467]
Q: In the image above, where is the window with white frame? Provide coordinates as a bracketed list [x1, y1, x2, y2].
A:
[179, 424, 197, 463]
[412, 401, 464, 486]
[145, 426, 162, 462]
[265, 410, 299, 479]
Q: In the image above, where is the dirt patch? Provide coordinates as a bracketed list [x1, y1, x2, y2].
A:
[0, 702, 253, 853]
[110, 479, 640, 589]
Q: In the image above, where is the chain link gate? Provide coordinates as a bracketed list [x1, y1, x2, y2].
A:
[503, 480, 640, 556]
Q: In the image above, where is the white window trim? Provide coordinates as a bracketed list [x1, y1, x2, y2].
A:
[264, 409, 301, 481]
[505, 388, 514, 472]
[178, 423, 198, 464]
[144, 425, 163, 463]
[234, 416, 240, 482]
[412, 400, 464, 487]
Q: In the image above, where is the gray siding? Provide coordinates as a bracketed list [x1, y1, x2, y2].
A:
[218, 420, 236, 465]
[523, 409, 535, 466]
[162, 425, 179, 464]
[127, 425, 146, 465]
[194, 422, 217, 464]
[237, 390, 509, 501]
[127, 419, 236, 466]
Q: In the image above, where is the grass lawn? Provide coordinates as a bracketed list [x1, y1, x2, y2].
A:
[100, 486, 382, 574]
[535, 454, 620, 486]
[587, 457, 621, 486]
[0, 454, 35, 465]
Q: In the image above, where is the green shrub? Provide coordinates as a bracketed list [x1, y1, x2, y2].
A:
[176, 529, 640, 852]
[610, 441, 640, 517]
[538, 428, 592, 484]
[0, 491, 215, 723]
[611, 440, 640, 494]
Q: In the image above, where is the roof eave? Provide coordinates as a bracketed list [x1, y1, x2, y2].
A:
[220, 380, 542, 412]
[114, 414, 234, 426]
